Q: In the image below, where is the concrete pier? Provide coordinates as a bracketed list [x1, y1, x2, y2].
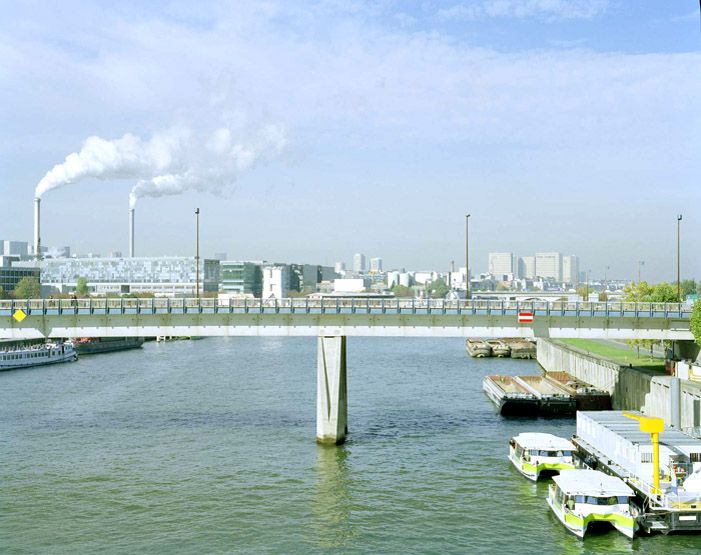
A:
[316, 336, 348, 445]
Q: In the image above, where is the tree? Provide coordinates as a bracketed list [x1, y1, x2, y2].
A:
[576, 285, 590, 300]
[623, 281, 676, 303]
[0, 286, 5, 299]
[692, 300, 701, 347]
[13, 277, 41, 299]
[598, 291, 608, 302]
[426, 277, 449, 299]
[75, 277, 89, 297]
[391, 284, 415, 298]
[681, 279, 697, 300]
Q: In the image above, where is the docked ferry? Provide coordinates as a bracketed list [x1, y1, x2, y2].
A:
[0, 342, 78, 371]
[547, 469, 636, 539]
[509, 432, 577, 481]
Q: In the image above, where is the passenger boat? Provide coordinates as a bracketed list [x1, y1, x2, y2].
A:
[547, 469, 636, 539]
[73, 336, 144, 355]
[482, 375, 539, 416]
[0, 342, 78, 371]
[486, 339, 510, 358]
[509, 432, 576, 480]
[466, 339, 491, 358]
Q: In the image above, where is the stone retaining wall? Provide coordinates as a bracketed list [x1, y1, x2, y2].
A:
[537, 339, 701, 431]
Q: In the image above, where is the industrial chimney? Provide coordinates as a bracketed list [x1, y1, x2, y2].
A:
[129, 207, 135, 257]
[34, 197, 41, 260]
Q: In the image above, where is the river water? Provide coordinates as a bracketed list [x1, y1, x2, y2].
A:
[2, 337, 700, 554]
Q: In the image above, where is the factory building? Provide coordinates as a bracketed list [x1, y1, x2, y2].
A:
[36, 257, 219, 296]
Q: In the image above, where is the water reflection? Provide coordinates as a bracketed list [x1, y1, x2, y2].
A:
[310, 444, 356, 549]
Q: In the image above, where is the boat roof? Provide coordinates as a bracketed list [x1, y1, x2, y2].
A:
[513, 432, 575, 450]
[578, 411, 701, 450]
[553, 470, 634, 496]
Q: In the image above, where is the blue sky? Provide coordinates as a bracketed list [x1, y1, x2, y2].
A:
[0, 0, 699, 281]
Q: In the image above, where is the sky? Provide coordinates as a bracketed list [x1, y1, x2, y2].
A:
[0, 0, 699, 281]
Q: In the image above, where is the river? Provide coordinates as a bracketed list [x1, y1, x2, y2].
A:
[1, 337, 699, 554]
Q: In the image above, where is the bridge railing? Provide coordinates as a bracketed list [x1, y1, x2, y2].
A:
[0, 297, 694, 319]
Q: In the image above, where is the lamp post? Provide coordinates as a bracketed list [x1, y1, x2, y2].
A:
[677, 214, 682, 303]
[586, 269, 591, 301]
[604, 265, 610, 290]
[195, 208, 200, 300]
[465, 214, 471, 299]
[637, 260, 644, 284]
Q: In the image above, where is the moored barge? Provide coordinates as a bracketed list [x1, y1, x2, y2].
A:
[466, 339, 491, 358]
[482, 375, 539, 416]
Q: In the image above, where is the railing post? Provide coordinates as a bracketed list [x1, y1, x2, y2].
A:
[275, 298, 280, 314]
[120, 297, 124, 315]
[351, 298, 355, 314]
[244, 297, 248, 314]
[412, 298, 416, 314]
[306, 297, 310, 314]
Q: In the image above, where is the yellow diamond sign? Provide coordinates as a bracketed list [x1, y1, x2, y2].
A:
[13, 309, 27, 322]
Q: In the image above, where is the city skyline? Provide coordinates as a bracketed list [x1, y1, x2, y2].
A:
[1, 2, 699, 282]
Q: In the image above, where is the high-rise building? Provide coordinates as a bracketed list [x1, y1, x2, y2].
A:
[562, 255, 580, 285]
[519, 256, 536, 279]
[2, 240, 29, 258]
[220, 261, 263, 297]
[353, 253, 366, 274]
[370, 257, 383, 273]
[334, 261, 346, 274]
[535, 252, 562, 281]
[488, 252, 514, 277]
[262, 266, 289, 299]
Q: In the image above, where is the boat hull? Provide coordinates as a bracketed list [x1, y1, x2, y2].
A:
[547, 497, 635, 539]
[74, 337, 144, 355]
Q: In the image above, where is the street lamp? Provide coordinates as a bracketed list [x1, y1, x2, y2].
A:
[637, 260, 644, 284]
[677, 214, 683, 303]
[465, 214, 471, 299]
[195, 208, 200, 300]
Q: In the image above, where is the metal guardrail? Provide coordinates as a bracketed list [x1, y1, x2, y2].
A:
[0, 298, 693, 318]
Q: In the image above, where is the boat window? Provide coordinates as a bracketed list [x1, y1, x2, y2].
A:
[575, 495, 624, 505]
[537, 450, 561, 457]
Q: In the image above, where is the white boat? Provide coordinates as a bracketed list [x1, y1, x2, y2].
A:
[0, 342, 78, 371]
[509, 432, 576, 480]
[547, 469, 636, 539]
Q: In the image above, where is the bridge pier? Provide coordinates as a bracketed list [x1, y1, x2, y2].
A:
[316, 336, 347, 445]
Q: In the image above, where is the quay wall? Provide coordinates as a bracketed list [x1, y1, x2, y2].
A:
[537, 339, 701, 431]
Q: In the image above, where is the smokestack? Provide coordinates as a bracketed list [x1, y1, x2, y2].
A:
[129, 207, 135, 257]
[34, 197, 41, 260]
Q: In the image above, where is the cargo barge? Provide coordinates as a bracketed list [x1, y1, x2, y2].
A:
[73, 337, 145, 355]
[513, 375, 576, 416]
[482, 375, 539, 416]
[466, 339, 491, 358]
[573, 411, 701, 534]
[544, 371, 612, 411]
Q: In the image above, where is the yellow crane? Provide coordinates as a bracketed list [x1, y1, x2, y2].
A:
[623, 412, 664, 494]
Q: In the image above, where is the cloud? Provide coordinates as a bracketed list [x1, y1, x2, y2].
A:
[437, 0, 610, 21]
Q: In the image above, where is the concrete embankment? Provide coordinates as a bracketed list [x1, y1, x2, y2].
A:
[537, 339, 701, 430]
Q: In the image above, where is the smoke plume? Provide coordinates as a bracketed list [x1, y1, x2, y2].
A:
[128, 124, 286, 209]
[35, 124, 286, 203]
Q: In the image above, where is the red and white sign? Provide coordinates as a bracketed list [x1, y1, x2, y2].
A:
[518, 311, 534, 323]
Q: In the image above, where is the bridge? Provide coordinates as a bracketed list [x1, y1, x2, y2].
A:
[2, 297, 694, 445]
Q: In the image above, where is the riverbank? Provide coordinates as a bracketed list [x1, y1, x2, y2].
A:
[537, 339, 701, 431]
[558, 339, 666, 375]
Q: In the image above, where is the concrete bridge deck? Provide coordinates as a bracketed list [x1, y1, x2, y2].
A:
[0, 298, 693, 341]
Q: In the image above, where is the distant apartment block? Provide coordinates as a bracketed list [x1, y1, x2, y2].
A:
[519, 256, 536, 279]
[353, 253, 366, 274]
[562, 255, 580, 285]
[488, 252, 514, 276]
[370, 257, 383, 273]
[2, 240, 29, 258]
[535, 252, 562, 282]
